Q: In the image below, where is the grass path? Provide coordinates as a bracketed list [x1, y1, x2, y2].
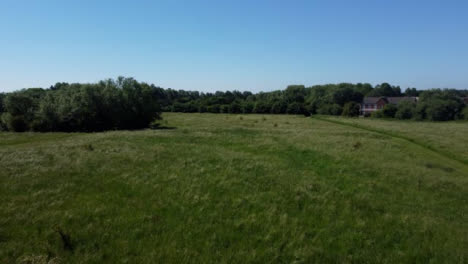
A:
[314, 116, 468, 170]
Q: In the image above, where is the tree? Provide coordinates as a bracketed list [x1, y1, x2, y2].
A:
[395, 101, 416, 120]
[382, 104, 398, 118]
[230, 101, 242, 113]
[1, 92, 37, 132]
[207, 104, 220, 113]
[418, 89, 465, 121]
[270, 101, 287, 114]
[220, 105, 230, 113]
[462, 107, 468, 120]
[286, 102, 304, 115]
[0, 93, 5, 113]
[284, 85, 306, 103]
[253, 101, 271, 114]
[242, 101, 254, 114]
[367, 83, 400, 97]
[404, 88, 419, 96]
[371, 110, 384, 118]
[342, 102, 360, 117]
[317, 104, 342, 116]
[331, 87, 363, 106]
[425, 99, 461, 121]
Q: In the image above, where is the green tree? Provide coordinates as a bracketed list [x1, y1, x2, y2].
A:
[230, 101, 242, 113]
[462, 106, 468, 120]
[242, 101, 254, 114]
[317, 104, 342, 116]
[382, 104, 398, 118]
[286, 102, 304, 114]
[395, 101, 416, 120]
[270, 101, 287, 114]
[342, 102, 360, 117]
[2, 92, 37, 131]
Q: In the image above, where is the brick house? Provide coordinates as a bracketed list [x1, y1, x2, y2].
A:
[360, 97, 418, 116]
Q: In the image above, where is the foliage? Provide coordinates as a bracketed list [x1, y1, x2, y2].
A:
[382, 104, 398, 118]
[371, 109, 384, 118]
[149, 118, 163, 129]
[2, 79, 467, 130]
[395, 101, 416, 120]
[317, 104, 343, 116]
[1, 77, 161, 132]
[366, 83, 401, 97]
[462, 106, 468, 120]
[341, 102, 360, 117]
[286, 102, 305, 115]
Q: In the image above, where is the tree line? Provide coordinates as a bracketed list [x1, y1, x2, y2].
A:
[1, 78, 467, 132]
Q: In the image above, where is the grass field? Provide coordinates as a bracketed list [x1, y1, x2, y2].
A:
[1, 113, 467, 263]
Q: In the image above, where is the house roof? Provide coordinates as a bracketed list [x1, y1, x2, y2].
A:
[362, 97, 385, 104]
[362, 96, 417, 104]
[386, 97, 418, 104]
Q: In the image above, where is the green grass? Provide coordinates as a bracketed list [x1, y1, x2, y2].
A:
[1, 113, 467, 263]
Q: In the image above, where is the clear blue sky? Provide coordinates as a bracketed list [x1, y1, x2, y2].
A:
[1, 0, 467, 92]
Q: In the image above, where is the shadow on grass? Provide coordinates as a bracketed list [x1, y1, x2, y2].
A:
[151, 126, 177, 130]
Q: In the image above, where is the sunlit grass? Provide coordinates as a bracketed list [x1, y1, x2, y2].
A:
[1, 113, 467, 263]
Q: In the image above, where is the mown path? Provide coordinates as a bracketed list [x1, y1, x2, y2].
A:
[313, 116, 468, 171]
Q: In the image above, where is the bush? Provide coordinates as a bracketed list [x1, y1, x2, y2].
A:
[418, 89, 465, 121]
[414, 103, 427, 120]
[286, 102, 304, 115]
[462, 107, 468, 120]
[425, 99, 462, 121]
[253, 101, 271, 114]
[270, 101, 287, 114]
[317, 104, 343, 116]
[382, 104, 398, 118]
[0, 116, 5, 131]
[1, 113, 29, 132]
[371, 110, 384, 118]
[1, 77, 161, 132]
[149, 118, 163, 129]
[241, 102, 254, 114]
[207, 105, 220, 113]
[220, 105, 230, 113]
[342, 102, 360, 117]
[230, 101, 242, 113]
[395, 101, 416, 120]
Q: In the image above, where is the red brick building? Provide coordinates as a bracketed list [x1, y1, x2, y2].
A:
[360, 97, 418, 116]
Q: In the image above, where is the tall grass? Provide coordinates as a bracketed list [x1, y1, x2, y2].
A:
[1, 113, 467, 263]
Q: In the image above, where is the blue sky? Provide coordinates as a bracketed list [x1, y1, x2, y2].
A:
[1, 0, 467, 92]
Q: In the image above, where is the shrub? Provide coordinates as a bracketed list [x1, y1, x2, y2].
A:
[1, 77, 161, 132]
[220, 105, 230, 113]
[253, 101, 271, 114]
[342, 102, 360, 117]
[461, 106, 468, 120]
[414, 103, 427, 120]
[371, 110, 384, 118]
[317, 104, 343, 116]
[382, 104, 398, 118]
[1, 113, 29, 132]
[149, 119, 163, 129]
[425, 99, 461, 121]
[2, 92, 37, 131]
[395, 101, 416, 120]
[270, 101, 287, 114]
[241, 102, 254, 114]
[286, 102, 304, 115]
[230, 101, 242, 113]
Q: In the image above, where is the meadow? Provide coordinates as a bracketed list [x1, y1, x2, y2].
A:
[1, 113, 467, 263]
